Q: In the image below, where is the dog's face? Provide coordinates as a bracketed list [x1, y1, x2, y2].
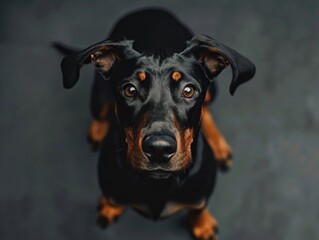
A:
[60, 35, 255, 178]
[110, 53, 210, 177]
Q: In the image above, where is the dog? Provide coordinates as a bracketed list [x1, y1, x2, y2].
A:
[56, 8, 255, 240]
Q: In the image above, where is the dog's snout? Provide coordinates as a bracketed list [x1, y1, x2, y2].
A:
[142, 135, 177, 162]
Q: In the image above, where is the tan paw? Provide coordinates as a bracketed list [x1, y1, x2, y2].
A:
[97, 197, 124, 228]
[189, 209, 219, 240]
[212, 137, 233, 172]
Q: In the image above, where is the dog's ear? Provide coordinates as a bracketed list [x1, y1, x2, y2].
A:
[181, 34, 256, 95]
[60, 40, 140, 89]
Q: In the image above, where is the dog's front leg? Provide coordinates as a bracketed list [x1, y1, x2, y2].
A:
[97, 197, 125, 228]
[188, 208, 219, 240]
[87, 102, 112, 150]
[201, 105, 233, 172]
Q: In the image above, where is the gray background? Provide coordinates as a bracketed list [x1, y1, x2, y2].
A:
[1, 0, 318, 239]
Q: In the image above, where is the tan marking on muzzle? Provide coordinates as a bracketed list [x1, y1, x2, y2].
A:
[172, 115, 194, 170]
[125, 113, 148, 169]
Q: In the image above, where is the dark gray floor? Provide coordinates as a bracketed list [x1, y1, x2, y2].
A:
[1, 0, 318, 239]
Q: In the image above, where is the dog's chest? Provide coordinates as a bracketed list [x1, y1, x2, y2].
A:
[130, 199, 206, 219]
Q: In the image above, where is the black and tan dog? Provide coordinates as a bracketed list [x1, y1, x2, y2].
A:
[56, 8, 255, 240]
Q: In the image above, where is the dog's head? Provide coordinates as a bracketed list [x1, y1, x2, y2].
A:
[60, 35, 255, 179]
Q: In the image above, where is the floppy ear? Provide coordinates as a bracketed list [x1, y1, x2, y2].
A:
[60, 40, 140, 89]
[181, 34, 256, 95]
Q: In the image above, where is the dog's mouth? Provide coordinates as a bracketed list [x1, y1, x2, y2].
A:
[146, 170, 173, 179]
[131, 161, 188, 180]
[136, 166, 178, 179]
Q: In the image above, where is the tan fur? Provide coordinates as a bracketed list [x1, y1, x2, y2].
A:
[201, 105, 233, 169]
[172, 115, 194, 170]
[125, 113, 148, 169]
[98, 197, 125, 224]
[138, 71, 147, 81]
[189, 208, 218, 240]
[88, 119, 109, 142]
[87, 102, 112, 147]
[172, 71, 182, 81]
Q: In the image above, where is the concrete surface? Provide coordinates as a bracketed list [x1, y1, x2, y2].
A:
[0, 0, 318, 239]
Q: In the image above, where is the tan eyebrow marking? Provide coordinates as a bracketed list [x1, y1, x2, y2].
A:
[138, 71, 147, 81]
[172, 71, 182, 81]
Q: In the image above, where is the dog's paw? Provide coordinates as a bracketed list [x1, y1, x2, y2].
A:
[87, 135, 101, 151]
[96, 197, 124, 229]
[211, 137, 233, 172]
[96, 214, 120, 229]
[87, 120, 109, 151]
[192, 224, 219, 240]
[216, 153, 233, 173]
[97, 214, 110, 229]
[189, 209, 219, 240]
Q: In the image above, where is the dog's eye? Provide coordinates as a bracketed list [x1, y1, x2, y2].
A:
[123, 84, 137, 98]
[182, 85, 196, 98]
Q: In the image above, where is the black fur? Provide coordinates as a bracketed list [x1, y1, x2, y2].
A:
[56, 8, 256, 221]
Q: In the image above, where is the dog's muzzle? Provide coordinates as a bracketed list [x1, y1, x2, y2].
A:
[142, 135, 177, 163]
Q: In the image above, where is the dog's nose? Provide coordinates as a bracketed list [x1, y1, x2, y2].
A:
[142, 135, 177, 162]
